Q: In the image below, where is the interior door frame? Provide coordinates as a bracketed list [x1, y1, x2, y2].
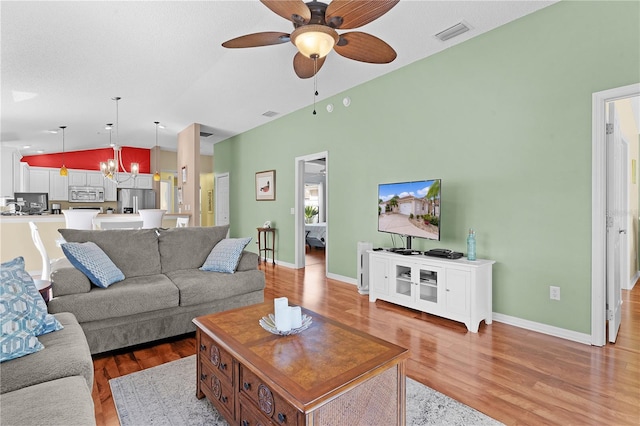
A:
[591, 83, 640, 346]
[294, 151, 329, 270]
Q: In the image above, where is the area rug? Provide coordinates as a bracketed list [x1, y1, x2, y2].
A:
[110, 355, 501, 426]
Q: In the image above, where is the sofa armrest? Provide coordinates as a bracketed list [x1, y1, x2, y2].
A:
[237, 251, 259, 271]
[50, 260, 91, 296]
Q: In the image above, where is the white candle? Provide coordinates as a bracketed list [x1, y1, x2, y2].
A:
[274, 297, 291, 332]
[291, 306, 302, 329]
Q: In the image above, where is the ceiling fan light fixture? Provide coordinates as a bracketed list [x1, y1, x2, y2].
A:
[291, 25, 338, 59]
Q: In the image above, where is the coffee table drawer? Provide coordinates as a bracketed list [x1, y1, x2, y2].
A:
[199, 333, 233, 383]
[240, 365, 299, 426]
[239, 393, 275, 426]
[200, 362, 235, 419]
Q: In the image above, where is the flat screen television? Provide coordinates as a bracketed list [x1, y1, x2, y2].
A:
[378, 179, 441, 247]
[13, 192, 49, 215]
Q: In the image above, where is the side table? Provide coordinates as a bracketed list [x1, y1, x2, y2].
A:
[256, 227, 275, 264]
[34, 279, 52, 304]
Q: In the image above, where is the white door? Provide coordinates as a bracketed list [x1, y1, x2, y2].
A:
[606, 103, 625, 343]
[215, 173, 229, 227]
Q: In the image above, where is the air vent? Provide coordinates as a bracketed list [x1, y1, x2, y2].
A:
[199, 131, 214, 138]
[435, 22, 470, 42]
[262, 111, 279, 118]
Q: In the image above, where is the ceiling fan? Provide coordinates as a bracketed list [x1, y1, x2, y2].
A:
[222, 0, 399, 79]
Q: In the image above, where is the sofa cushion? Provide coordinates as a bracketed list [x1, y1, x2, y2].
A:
[50, 261, 92, 297]
[165, 269, 266, 307]
[158, 225, 230, 273]
[61, 242, 125, 288]
[47, 274, 179, 323]
[0, 312, 93, 394]
[0, 376, 96, 426]
[59, 228, 162, 278]
[200, 237, 252, 273]
[237, 251, 259, 272]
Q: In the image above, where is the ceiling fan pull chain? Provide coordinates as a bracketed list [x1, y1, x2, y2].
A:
[312, 57, 318, 115]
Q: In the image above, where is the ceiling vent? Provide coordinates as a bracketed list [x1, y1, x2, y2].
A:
[199, 131, 214, 138]
[435, 22, 470, 42]
[262, 111, 279, 118]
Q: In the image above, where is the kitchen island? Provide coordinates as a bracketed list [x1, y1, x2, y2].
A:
[0, 213, 190, 275]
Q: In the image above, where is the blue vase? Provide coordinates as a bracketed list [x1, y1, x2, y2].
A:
[467, 229, 476, 261]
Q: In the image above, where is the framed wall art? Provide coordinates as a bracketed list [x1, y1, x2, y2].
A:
[256, 170, 276, 201]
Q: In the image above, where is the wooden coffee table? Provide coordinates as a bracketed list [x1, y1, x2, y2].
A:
[193, 302, 409, 426]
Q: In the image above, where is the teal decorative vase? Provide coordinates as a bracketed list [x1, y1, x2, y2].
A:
[467, 228, 476, 261]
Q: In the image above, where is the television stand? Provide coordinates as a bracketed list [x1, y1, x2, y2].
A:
[368, 250, 495, 332]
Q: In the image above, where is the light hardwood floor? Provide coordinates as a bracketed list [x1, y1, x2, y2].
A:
[92, 252, 639, 425]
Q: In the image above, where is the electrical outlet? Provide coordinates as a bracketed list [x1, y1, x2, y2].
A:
[550, 286, 561, 301]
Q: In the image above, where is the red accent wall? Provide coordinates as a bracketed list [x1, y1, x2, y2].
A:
[21, 147, 151, 174]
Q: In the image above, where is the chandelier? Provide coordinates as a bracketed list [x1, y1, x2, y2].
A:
[100, 97, 139, 183]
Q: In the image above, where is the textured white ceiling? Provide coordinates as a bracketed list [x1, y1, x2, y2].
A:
[1, 0, 556, 156]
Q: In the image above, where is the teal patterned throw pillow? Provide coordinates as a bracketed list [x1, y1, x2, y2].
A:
[200, 237, 252, 274]
[62, 242, 125, 288]
[1, 256, 63, 362]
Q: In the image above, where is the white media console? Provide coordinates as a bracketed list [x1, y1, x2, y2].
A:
[368, 250, 495, 332]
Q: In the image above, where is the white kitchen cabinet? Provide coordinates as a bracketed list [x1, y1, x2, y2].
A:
[368, 251, 495, 332]
[68, 170, 86, 187]
[49, 171, 68, 200]
[116, 173, 134, 188]
[68, 170, 104, 188]
[1, 148, 20, 197]
[86, 172, 105, 188]
[16, 162, 30, 193]
[29, 168, 50, 193]
[135, 174, 153, 189]
[104, 178, 117, 201]
[116, 173, 153, 189]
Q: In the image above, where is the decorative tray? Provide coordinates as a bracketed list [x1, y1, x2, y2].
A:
[259, 313, 313, 336]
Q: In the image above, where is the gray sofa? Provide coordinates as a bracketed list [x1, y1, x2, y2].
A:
[48, 225, 265, 354]
[0, 312, 96, 426]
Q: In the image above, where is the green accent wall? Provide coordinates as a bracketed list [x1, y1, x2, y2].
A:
[214, 1, 640, 334]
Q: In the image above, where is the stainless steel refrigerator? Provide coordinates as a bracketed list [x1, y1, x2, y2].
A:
[117, 188, 155, 214]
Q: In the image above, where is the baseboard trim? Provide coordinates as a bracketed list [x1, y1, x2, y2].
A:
[627, 271, 639, 290]
[270, 259, 294, 269]
[327, 272, 356, 285]
[492, 313, 592, 345]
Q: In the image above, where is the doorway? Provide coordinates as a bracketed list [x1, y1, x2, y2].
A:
[294, 151, 328, 270]
[591, 83, 640, 346]
[304, 159, 327, 266]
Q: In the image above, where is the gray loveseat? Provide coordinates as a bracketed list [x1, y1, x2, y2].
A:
[0, 312, 96, 426]
[48, 225, 265, 354]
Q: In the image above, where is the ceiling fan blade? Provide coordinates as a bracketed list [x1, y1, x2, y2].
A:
[260, 0, 311, 25]
[293, 53, 326, 79]
[325, 0, 399, 29]
[334, 32, 397, 63]
[222, 32, 290, 49]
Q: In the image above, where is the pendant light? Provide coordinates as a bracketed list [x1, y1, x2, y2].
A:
[59, 126, 68, 176]
[153, 121, 160, 182]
